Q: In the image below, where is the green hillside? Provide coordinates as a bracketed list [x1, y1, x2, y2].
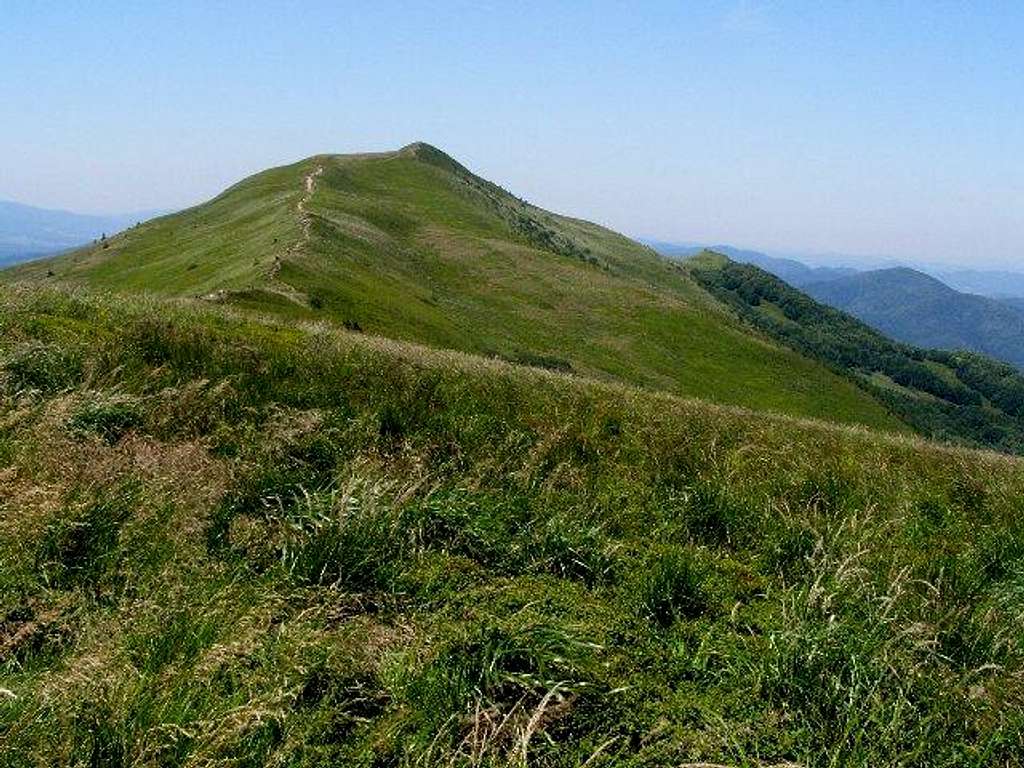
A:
[3, 144, 902, 432]
[804, 267, 1024, 369]
[2, 287, 1023, 766]
[688, 254, 1024, 453]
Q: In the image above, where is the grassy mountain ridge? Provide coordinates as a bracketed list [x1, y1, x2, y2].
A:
[650, 240, 857, 286]
[2, 286, 1023, 765]
[3, 147, 1024, 764]
[687, 253, 1024, 453]
[2, 144, 902, 432]
[804, 267, 1024, 369]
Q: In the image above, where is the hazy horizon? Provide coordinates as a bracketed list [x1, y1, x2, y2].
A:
[4, 2, 1023, 267]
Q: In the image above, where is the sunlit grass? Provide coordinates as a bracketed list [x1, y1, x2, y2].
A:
[0, 287, 1022, 766]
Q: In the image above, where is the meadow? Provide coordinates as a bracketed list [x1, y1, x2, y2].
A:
[1, 287, 1022, 766]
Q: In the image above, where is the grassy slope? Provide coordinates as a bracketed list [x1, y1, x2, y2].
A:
[1, 287, 1023, 766]
[6, 162, 305, 295]
[3, 145, 901, 432]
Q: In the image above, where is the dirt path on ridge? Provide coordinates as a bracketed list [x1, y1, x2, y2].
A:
[270, 164, 323, 279]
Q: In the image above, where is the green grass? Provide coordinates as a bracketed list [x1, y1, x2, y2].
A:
[3, 144, 904, 432]
[1, 287, 1023, 766]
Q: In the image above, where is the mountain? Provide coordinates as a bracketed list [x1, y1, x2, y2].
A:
[687, 253, 1024, 454]
[4, 148, 1024, 763]
[3, 143, 900, 431]
[0, 200, 161, 266]
[934, 267, 1024, 298]
[648, 240, 857, 285]
[998, 295, 1024, 314]
[648, 240, 1024, 303]
[2, 286, 1023, 765]
[803, 267, 1024, 368]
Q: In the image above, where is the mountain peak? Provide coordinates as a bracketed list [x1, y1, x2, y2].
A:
[398, 140, 442, 154]
[0, 145, 902, 431]
[396, 141, 469, 175]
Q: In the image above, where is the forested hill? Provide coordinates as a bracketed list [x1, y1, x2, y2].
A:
[687, 252, 1024, 454]
[804, 267, 1024, 369]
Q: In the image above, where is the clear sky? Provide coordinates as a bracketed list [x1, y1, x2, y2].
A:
[2, 1, 1022, 266]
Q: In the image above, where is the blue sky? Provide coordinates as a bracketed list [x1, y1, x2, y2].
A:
[2, 1, 1023, 266]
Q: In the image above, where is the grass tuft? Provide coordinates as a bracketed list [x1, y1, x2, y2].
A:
[636, 546, 712, 627]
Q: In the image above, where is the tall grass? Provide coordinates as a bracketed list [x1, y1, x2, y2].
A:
[0, 287, 1022, 766]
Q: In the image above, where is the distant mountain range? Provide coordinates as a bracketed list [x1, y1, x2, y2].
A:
[648, 239, 1024, 298]
[645, 241, 857, 286]
[687, 252, 1024, 453]
[803, 267, 1024, 369]
[650, 240, 1024, 370]
[0, 200, 164, 265]
[933, 269, 1024, 298]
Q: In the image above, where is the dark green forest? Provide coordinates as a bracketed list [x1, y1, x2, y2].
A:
[688, 254, 1024, 453]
